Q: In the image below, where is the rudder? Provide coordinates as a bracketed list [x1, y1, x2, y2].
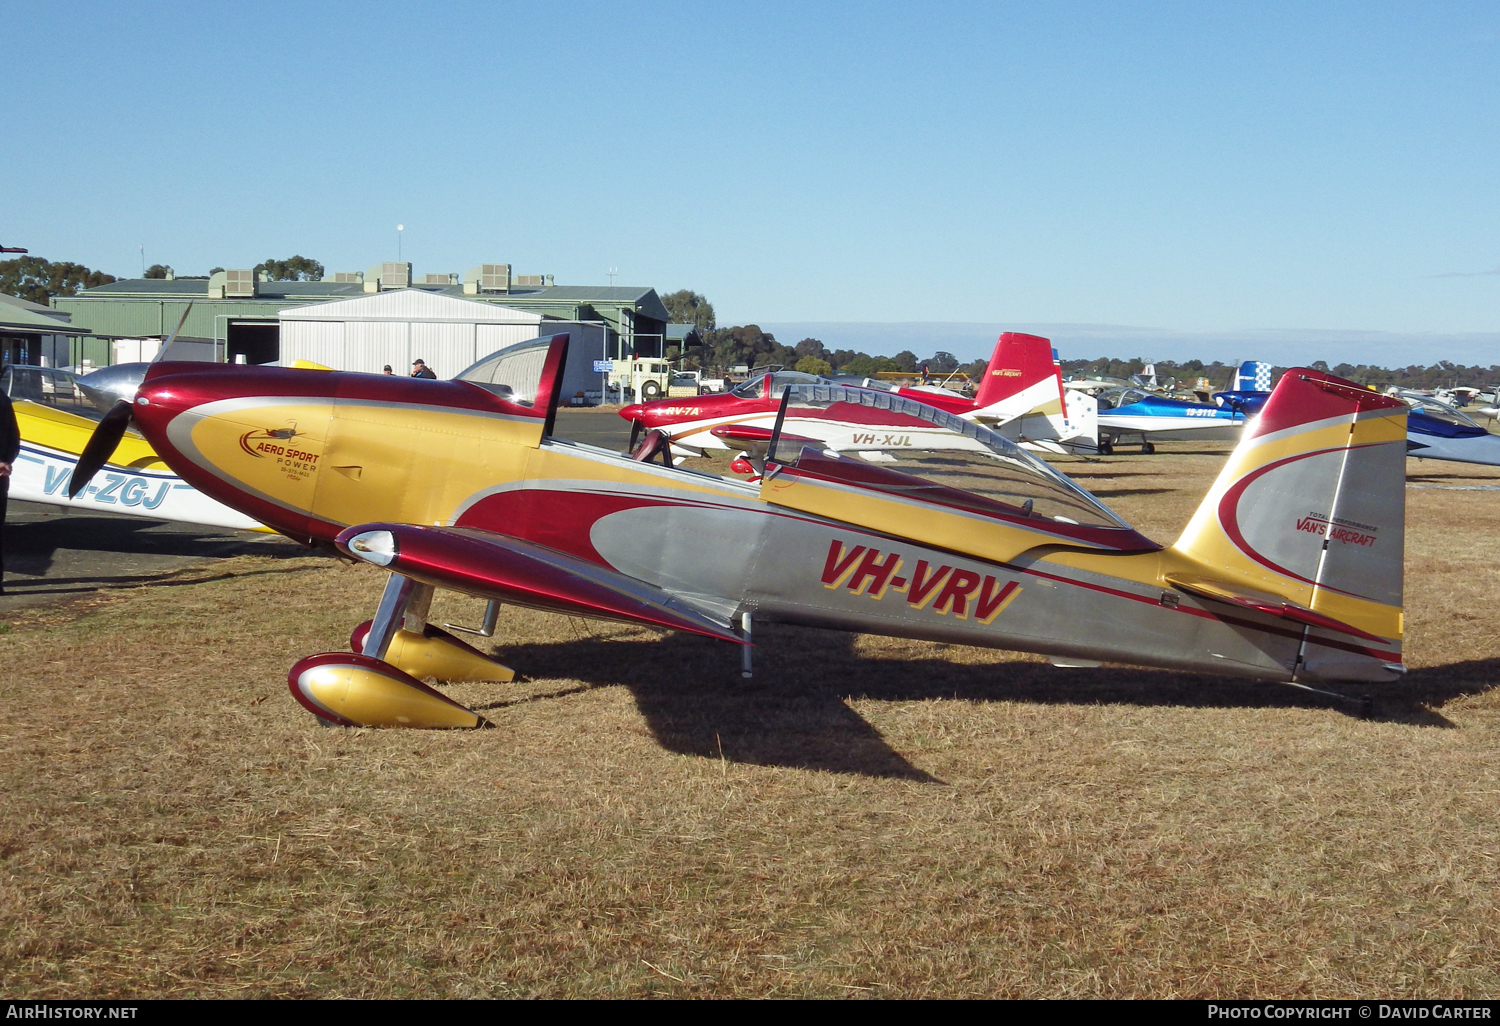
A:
[1171, 369, 1407, 653]
[974, 332, 1067, 420]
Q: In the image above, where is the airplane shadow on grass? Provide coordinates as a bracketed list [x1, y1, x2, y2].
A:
[3, 514, 307, 590]
[481, 623, 1498, 780]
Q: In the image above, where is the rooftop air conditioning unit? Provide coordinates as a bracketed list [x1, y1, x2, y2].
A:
[480, 264, 510, 293]
[513, 274, 545, 287]
[422, 273, 453, 286]
[225, 269, 256, 298]
[380, 262, 411, 289]
[333, 272, 362, 284]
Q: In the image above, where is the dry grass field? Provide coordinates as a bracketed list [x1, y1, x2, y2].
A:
[3, 444, 1500, 998]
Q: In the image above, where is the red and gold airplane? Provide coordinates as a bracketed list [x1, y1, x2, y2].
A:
[70, 333, 1408, 729]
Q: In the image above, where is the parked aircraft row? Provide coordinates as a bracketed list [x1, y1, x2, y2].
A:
[5, 327, 1494, 731]
[31, 330, 1407, 731]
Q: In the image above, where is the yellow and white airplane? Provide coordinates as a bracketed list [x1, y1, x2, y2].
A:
[5, 364, 262, 531]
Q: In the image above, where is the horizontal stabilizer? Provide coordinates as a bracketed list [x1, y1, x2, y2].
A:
[336, 523, 744, 644]
[1164, 574, 1388, 643]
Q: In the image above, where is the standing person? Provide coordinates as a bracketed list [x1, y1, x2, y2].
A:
[382, 365, 394, 375]
[411, 359, 436, 379]
[0, 380, 18, 595]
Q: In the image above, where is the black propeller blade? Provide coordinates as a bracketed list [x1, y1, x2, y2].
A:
[67, 302, 191, 498]
[68, 399, 135, 498]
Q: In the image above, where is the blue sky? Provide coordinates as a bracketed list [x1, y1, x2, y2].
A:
[3, 1, 1497, 363]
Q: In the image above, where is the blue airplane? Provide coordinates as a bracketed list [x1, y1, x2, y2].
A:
[1211, 360, 1273, 417]
[1397, 391, 1500, 467]
[1095, 386, 1247, 454]
[1211, 361, 1500, 467]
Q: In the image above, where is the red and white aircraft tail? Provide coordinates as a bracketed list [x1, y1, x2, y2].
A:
[969, 332, 1097, 452]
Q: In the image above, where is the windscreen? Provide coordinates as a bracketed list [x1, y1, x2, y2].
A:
[730, 370, 829, 399]
[1411, 397, 1481, 429]
[1097, 387, 1149, 410]
[1, 366, 100, 419]
[454, 335, 555, 406]
[768, 384, 1128, 529]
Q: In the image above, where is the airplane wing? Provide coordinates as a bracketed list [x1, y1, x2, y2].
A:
[334, 522, 744, 644]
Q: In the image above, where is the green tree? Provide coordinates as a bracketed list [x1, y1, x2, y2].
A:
[795, 337, 826, 360]
[702, 324, 786, 374]
[840, 354, 882, 377]
[927, 350, 959, 373]
[794, 355, 833, 376]
[255, 255, 325, 281]
[144, 263, 171, 278]
[892, 350, 919, 373]
[0, 256, 116, 305]
[661, 290, 716, 334]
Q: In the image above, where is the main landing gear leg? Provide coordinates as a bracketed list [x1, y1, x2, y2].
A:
[362, 573, 419, 659]
[740, 611, 754, 679]
[288, 572, 491, 729]
[446, 600, 501, 638]
[349, 577, 516, 685]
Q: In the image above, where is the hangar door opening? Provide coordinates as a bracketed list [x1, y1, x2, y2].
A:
[227, 321, 280, 365]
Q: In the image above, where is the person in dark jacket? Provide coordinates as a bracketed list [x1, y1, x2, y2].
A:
[411, 359, 437, 379]
[0, 385, 19, 594]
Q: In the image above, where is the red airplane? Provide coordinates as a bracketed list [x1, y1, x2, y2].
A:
[620, 333, 1097, 460]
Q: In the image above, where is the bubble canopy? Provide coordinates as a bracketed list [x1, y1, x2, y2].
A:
[767, 384, 1130, 531]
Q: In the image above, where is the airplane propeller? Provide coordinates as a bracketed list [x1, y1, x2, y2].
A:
[66, 303, 194, 499]
[68, 399, 135, 498]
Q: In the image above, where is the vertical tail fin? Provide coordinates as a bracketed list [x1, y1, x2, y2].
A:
[1233, 360, 1273, 392]
[1171, 369, 1407, 665]
[974, 332, 1066, 417]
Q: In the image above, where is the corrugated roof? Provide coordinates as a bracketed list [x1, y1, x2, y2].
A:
[281, 289, 541, 323]
[0, 292, 71, 319]
[75, 278, 670, 324]
[0, 301, 92, 334]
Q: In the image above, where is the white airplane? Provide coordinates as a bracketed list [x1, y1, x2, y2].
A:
[623, 333, 1099, 458]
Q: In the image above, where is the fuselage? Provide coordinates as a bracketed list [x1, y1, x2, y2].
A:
[1097, 387, 1246, 443]
[625, 369, 1093, 454]
[126, 363, 1403, 684]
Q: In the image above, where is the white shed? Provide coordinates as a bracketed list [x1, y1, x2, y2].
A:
[277, 289, 543, 379]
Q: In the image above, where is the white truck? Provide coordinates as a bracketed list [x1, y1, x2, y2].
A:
[608, 359, 672, 401]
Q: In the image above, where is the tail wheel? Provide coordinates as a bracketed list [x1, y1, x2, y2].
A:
[641, 380, 663, 399]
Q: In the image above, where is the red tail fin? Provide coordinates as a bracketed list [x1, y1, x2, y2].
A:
[975, 332, 1062, 408]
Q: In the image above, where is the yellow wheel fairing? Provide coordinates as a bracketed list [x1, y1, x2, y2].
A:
[290, 654, 485, 729]
[381, 628, 516, 683]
